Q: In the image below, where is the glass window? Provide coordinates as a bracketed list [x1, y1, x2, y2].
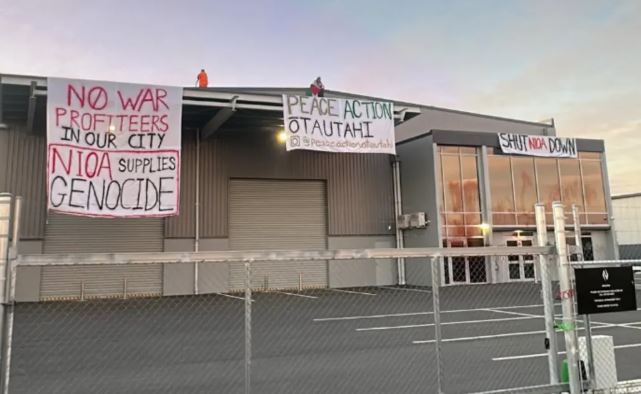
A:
[535, 158, 561, 212]
[559, 159, 583, 223]
[511, 157, 537, 225]
[439, 146, 481, 241]
[440, 146, 460, 153]
[459, 147, 476, 154]
[442, 154, 462, 212]
[462, 155, 481, 230]
[581, 160, 607, 225]
[579, 152, 601, 159]
[488, 155, 515, 225]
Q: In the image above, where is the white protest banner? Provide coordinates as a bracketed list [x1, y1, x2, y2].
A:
[498, 133, 577, 158]
[283, 95, 395, 155]
[46, 77, 182, 217]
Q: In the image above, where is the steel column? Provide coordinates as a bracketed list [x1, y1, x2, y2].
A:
[572, 205, 595, 387]
[194, 129, 200, 294]
[535, 204, 559, 384]
[244, 260, 252, 394]
[0, 194, 14, 394]
[431, 256, 443, 394]
[552, 202, 581, 394]
[392, 158, 406, 285]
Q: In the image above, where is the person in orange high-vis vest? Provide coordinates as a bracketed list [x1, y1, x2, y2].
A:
[196, 69, 208, 88]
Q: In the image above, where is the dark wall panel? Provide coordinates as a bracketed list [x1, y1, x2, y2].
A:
[0, 125, 46, 239]
[166, 130, 395, 238]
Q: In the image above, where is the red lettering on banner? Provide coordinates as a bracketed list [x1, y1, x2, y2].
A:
[55, 107, 67, 127]
[87, 86, 108, 110]
[117, 88, 169, 112]
[556, 289, 575, 299]
[51, 147, 72, 175]
[67, 84, 85, 107]
[51, 147, 114, 180]
[69, 110, 81, 129]
[528, 137, 547, 150]
[156, 89, 169, 111]
[67, 84, 108, 110]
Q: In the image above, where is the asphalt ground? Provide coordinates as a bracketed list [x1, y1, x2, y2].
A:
[8, 282, 641, 394]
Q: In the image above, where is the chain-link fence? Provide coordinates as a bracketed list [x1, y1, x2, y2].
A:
[10, 269, 246, 394]
[6, 246, 561, 394]
[2, 198, 641, 393]
[435, 255, 556, 393]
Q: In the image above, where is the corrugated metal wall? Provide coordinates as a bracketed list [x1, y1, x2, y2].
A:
[0, 125, 47, 239]
[1, 126, 395, 243]
[166, 130, 395, 238]
[228, 179, 328, 290]
[43, 213, 163, 253]
[40, 264, 163, 301]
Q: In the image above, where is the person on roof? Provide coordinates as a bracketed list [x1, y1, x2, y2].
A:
[310, 76, 325, 97]
[196, 69, 208, 88]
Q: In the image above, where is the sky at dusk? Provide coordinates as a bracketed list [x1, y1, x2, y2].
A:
[1, 0, 640, 194]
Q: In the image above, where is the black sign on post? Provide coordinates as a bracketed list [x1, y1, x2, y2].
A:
[575, 266, 638, 315]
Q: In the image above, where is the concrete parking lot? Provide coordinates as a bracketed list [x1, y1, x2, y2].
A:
[9, 283, 641, 393]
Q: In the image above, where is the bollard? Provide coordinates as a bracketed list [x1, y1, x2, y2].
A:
[535, 204, 559, 384]
[0, 194, 12, 393]
[553, 202, 581, 394]
[244, 260, 252, 394]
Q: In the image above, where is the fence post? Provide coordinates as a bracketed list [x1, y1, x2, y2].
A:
[0, 194, 12, 384]
[552, 202, 581, 394]
[535, 204, 559, 384]
[572, 204, 595, 387]
[431, 256, 443, 394]
[244, 260, 252, 394]
[0, 195, 20, 394]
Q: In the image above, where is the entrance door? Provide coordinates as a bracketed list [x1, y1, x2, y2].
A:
[443, 238, 488, 285]
[506, 238, 536, 281]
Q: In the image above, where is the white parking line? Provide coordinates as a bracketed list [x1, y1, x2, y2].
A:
[413, 330, 546, 344]
[618, 323, 641, 331]
[214, 292, 253, 301]
[413, 324, 614, 345]
[314, 303, 548, 322]
[484, 308, 542, 319]
[273, 291, 318, 299]
[356, 315, 538, 332]
[329, 288, 377, 296]
[380, 286, 432, 293]
[493, 343, 641, 361]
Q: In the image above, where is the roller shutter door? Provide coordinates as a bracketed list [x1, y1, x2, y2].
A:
[41, 213, 163, 300]
[229, 179, 328, 290]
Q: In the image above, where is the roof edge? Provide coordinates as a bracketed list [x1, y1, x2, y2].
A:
[612, 192, 641, 200]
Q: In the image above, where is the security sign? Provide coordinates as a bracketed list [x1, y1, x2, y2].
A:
[575, 266, 637, 315]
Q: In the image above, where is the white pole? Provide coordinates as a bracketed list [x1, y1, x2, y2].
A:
[535, 204, 559, 384]
[572, 205, 595, 386]
[431, 256, 443, 394]
[392, 159, 406, 285]
[244, 260, 252, 394]
[0, 194, 13, 393]
[194, 129, 200, 295]
[552, 202, 581, 393]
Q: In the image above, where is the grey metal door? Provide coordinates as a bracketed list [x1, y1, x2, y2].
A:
[228, 179, 328, 290]
[40, 213, 164, 300]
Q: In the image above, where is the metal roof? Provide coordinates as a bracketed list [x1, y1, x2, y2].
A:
[0, 74, 423, 134]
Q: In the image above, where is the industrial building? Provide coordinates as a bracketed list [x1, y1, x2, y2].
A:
[0, 74, 618, 301]
[612, 192, 641, 259]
